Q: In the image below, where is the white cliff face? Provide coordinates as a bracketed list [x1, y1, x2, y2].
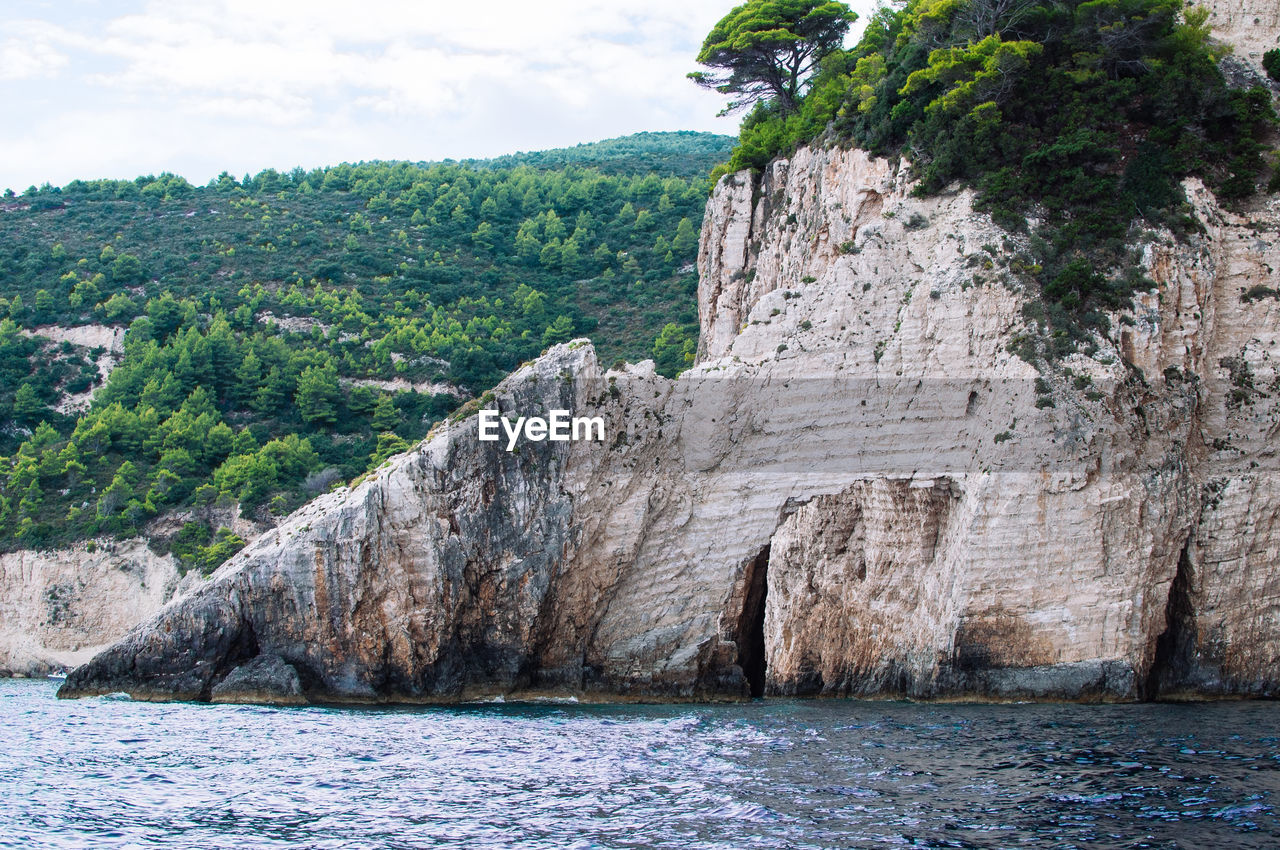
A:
[0, 539, 189, 675]
[690, 146, 1280, 699]
[63, 136, 1280, 703]
[687, 147, 1189, 698]
[1194, 0, 1280, 66]
[1144, 180, 1280, 696]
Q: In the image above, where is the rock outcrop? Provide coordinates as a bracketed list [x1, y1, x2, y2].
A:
[19, 324, 125, 414]
[0, 540, 192, 676]
[1193, 0, 1280, 68]
[60, 138, 1280, 703]
[59, 13, 1280, 703]
[210, 654, 305, 705]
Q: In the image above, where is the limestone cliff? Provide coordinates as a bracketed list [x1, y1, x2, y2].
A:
[59, 7, 1280, 702]
[60, 133, 1280, 703]
[0, 540, 193, 676]
[1193, 0, 1280, 68]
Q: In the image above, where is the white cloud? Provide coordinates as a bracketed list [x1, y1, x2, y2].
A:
[189, 94, 314, 125]
[0, 34, 68, 80]
[0, 0, 877, 190]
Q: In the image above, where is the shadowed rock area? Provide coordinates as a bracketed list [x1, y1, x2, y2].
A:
[210, 654, 306, 706]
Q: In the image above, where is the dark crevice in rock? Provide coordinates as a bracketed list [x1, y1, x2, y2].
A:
[201, 619, 259, 702]
[789, 667, 825, 697]
[286, 656, 326, 695]
[1144, 539, 1198, 701]
[737, 544, 770, 698]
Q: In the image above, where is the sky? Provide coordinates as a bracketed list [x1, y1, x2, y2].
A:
[0, 0, 875, 192]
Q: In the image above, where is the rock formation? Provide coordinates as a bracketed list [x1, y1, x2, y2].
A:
[0, 539, 192, 676]
[58, 143, 1280, 704]
[60, 11, 1280, 705]
[1192, 0, 1280, 66]
[210, 654, 306, 705]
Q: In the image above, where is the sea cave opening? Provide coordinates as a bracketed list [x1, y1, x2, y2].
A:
[737, 544, 770, 698]
[1143, 541, 1197, 700]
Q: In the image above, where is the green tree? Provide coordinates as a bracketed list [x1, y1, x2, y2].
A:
[472, 221, 496, 252]
[234, 349, 263, 405]
[295, 361, 341, 424]
[370, 431, 410, 465]
[672, 217, 698, 254]
[13, 383, 45, 423]
[514, 223, 542, 264]
[689, 0, 856, 114]
[542, 315, 575, 347]
[200, 527, 246, 574]
[539, 238, 563, 270]
[1266, 49, 1280, 83]
[347, 385, 379, 416]
[110, 253, 145, 285]
[371, 394, 400, 431]
[58, 444, 87, 488]
[96, 462, 139, 520]
[70, 277, 101, 309]
[18, 478, 42, 518]
[100, 293, 138, 321]
[653, 323, 696, 377]
[253, 366, 289, 414]
[33, 289, 54, 323]
[205, 421, 235, 464]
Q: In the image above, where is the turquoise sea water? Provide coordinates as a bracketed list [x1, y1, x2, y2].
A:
[2, 678, 1277, 848]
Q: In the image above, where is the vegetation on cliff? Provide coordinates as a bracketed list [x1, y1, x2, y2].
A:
[689, 0, 858, 115]
[699, 0, 1277, 353]
[0, 132, 731, 564]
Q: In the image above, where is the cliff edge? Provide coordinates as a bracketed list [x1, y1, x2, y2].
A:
[60, 131, 1280, 703]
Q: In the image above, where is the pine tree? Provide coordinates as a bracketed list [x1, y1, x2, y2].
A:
[542, 315, 575, 347]
[371, 394, 400, 431]
[13, 383, 44, 423]
[295, 361, 341, 425]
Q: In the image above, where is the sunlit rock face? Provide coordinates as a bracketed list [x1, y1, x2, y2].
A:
[0, 540, 188, 677]
[1193, 0, 1280, 70]
[61, 13, 1280, 702]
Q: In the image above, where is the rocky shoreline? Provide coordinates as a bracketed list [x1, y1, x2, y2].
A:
[59, 132, 1280, 705]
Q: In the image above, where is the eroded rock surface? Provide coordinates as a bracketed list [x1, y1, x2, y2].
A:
[210, 654, 305, 706]
[61, 123, 1280, 705]
[1194, 0, 1280, 67]
[0, 540, 192, 676]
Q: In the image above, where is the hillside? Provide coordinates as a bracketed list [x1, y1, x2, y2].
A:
[0, 131, 734, 567]
[466, 131, 738, 178]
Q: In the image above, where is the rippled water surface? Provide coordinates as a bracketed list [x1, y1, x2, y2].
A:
[3, 680, 1279, 848]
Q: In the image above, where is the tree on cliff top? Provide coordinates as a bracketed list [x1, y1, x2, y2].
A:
[689, 0, 856, 115]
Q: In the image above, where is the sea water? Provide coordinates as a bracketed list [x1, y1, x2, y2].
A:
[2, 678, 1277, 848]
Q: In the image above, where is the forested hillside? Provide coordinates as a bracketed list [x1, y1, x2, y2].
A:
[0, 131, 732, 567]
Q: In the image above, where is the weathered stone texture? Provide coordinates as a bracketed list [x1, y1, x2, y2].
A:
[61, 43, 1280, 702]
[0, 539, 188, 676]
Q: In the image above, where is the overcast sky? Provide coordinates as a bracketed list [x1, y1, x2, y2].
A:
[0, 0, 875, 192]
